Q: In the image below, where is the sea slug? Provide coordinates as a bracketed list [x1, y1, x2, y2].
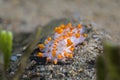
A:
[37, 23, 87, 64]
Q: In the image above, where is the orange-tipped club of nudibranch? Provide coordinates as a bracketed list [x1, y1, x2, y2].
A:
[63, 35, 67, 39]
[52, 49, 56, 57]
[60, 24, 65, 29]
[37, 52, 43, 57]
[54, 42, 58, 46]
[57, 54, 63, 59]
[67, 39, 73, 46]
[47, 37, 52, 41]
[83, 33, 87, 37]
[75, 33, 80, 38]
[77, 24, 82, 28]
[64, 24, 69, 29]
[70, 27, 74, 31]
[68, 53, 73, 58]
[67, 39, 72, 44]
[64, 51, 68, 57]
[55, 27, 63, 34]
[38, 44, 45, 49]
[54, 27, 58, 33]
[69, 46, 74, 51]
[59, 28, 63, 34]
[67, 43, 73, 47]
[54, 27, 58, 32]
[53, 59, 57, 64]
[53, 44, 57, 48]
[67, 32, 72, 37]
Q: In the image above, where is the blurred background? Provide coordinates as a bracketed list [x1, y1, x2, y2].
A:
[0, 0, 120, 39]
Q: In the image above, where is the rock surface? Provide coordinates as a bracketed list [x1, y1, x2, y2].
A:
[20, 21, 112, 80]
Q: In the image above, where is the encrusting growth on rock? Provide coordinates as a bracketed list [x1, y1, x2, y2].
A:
[37, 23, 87, 64]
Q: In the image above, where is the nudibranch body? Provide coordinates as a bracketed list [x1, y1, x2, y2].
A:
[37, 23, 87, 64]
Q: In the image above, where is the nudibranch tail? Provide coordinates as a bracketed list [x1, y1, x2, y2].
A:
[37, 23, 87, 64]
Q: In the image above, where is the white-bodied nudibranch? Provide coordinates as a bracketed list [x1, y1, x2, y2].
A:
[37, 23, 87, 64]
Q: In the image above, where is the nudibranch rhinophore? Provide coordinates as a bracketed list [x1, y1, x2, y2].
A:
[37, 23, 87, 64]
